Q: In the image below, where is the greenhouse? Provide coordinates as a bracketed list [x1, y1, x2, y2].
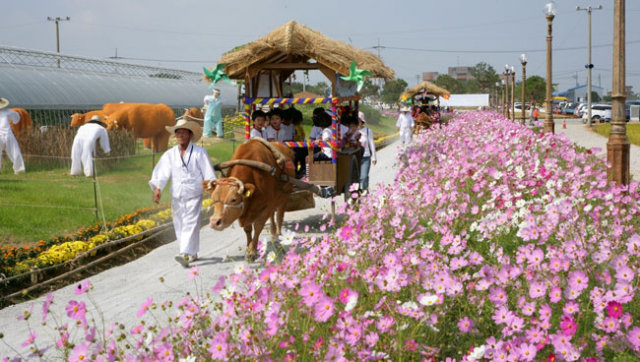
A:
[0, 46, 237, 126]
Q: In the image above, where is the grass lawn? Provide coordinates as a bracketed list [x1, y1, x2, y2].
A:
[592, 123, 640, 146]
[0, 140, 237, 247]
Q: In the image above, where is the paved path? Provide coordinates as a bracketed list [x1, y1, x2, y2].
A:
[0, 140, 401, 357]
[557, 122, 640, 181]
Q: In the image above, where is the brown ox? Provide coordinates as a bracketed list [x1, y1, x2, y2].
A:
[105, 103, 175, 152]
[10, 108, 32, 134]
[202, 139, 295, 261]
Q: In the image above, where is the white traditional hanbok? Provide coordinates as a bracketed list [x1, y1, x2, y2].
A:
[149, 142, 216, 256]
[70, 122, 110, 177]
[396, 112, 415, 145]
[0, 108, 25, 174]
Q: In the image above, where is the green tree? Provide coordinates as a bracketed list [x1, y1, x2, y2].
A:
[514, 75, 547, 104]
[591, 91, 601, 102]
[469, 62, 500, 93]
[307, 82, 331, 97]
[360, 79, 380, 99]
[462, 79, 480, 94]
[434, 75, 463, 94]
[381, 78, 408, 105]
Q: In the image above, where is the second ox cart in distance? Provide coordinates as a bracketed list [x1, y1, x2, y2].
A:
[205, 20, 396, 212]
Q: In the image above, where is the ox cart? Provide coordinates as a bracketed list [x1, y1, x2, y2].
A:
[206, 20, 395, 214]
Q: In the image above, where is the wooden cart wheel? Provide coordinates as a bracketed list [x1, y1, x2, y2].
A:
[343, 154, 361, 202]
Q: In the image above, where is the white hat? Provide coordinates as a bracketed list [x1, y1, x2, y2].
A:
[88, 114, 106, 126]
[166, 118, 203, 143]
[358, 111, 366, 123]
[400, 105, 411, 112]
[213, 88, 221, 94]
[0, 97, 9, 109]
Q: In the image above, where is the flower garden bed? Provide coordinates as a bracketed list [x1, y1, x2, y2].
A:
[4, 111, 640, 361]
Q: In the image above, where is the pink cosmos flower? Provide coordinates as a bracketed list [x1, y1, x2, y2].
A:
[74, 280, 92, 295]
[606, 301, 623, 318]
[209, 334, 228, 360]
[137, 297, 153, 318]
[559, 315, 577, 336]
[488, 287, 508, 305]
[313, 296, 334, 322]
[518, 343, 537, 361]
[65, 300, 87, 323]
[548, 286, 562, 303]
[212, 275, 225, 294]
[529, 281, 547, 299]
[42, 292, 54, 323]
[602, 316, 619, 333]
[299, 281, 323, 307]
[130, 324, 144, 335]
[21, 331, 36, 347]
[68, 342, 90, 362]
[627, 326, 640, 351]
[567, 270, 588, 291]
[615, 265, 634, 282]
[188, 265, 199, 281]
[458, 316, 473, 333]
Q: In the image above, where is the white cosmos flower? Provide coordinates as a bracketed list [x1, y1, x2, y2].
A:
[279, 230, 296, 246]
[235, 264, 246, 274]
[144, 332, 154, 347]
[220, 286, 236, 299]
[179, 356, 196, 362]
[468, 345, 486, 361]
[345, 295, 358, 311]
[266, 252, 276, 263]
[419, 294, 439, 306]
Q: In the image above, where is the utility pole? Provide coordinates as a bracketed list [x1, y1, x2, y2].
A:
[577, 5, 603, 127]
[47, 16, 71, 68]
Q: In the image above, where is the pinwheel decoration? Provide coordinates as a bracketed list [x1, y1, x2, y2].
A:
[203, 63, 230, 88]
[340, 60, 371, 92]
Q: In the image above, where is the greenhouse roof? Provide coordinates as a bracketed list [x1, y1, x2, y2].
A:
[0, 46, 236, 110]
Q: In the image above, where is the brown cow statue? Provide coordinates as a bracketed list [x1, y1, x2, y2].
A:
[105, 103, 175, 152]
[70, 110, 107, 127]
[10, 108, 32, 134]
[202, 139, 295, 261]
[181, 108, 204, 127]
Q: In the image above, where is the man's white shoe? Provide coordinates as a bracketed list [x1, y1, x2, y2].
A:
[174, 254, 189, 268]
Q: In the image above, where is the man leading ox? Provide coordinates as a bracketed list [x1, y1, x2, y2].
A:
[149, 119, 215, 267]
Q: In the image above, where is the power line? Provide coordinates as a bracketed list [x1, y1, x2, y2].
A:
[374, 39, 640, 55]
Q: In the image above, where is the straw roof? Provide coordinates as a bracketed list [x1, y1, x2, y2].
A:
[214, 21, 395, 81]
[400, 81, 450, 101]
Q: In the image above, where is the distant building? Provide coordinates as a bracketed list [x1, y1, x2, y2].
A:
[567, 84, 604, 103]
[422, 72, 439, 82]
[448, 66, 475, 81]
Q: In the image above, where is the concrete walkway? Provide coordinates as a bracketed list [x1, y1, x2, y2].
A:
[558, 123, 640, 181]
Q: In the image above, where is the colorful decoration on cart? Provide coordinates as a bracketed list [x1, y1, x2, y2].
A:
[243, 96, 359, 105]
[340, 60, 371, 92]
[203, 63, 231, 88]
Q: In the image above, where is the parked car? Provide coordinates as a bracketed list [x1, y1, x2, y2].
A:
[574, 103, 587, 117]
[514, 102, 530, 111]
[562, 102, 578, 115]
[626, 100, 640, 121]
[582, 104, 612, 123]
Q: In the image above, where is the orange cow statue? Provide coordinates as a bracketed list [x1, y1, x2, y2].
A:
[181, 108, 204, 127]
[202, 139, 295, 261]
[10, 108, 32, 134]
[70, 110, 108, 127]
[105, 103, 175, 152]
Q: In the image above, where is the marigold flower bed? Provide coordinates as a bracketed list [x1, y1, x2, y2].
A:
[5, 111, 640, 361]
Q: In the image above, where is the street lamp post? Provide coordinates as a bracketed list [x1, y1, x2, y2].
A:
[501, 79, 506, 116]
[495, 82, 501, 110]
[520, 54, 528, 125]
[544, 2, 556, 134]
[577, 5, 603, 127]
[606, 0, 629, 184]
[504, 65, 511, 119]
[47, 16, 71, 68]
[511, 66, 516, 121]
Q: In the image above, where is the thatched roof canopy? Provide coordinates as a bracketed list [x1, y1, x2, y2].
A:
[400, 81, 450, 101]
[215, 21, 395, 81]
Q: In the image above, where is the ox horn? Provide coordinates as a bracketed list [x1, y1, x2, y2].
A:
[235, 180, 245, 195]
[206, 179, 217, 191]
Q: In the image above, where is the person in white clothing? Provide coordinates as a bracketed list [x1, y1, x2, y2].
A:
[264, 108, 286, 142]
[358, 111, 377, 191]
[249, 110, 266, 139]
[70, 115, 111, 177]
[203, 88, 223, 138]
[313, 111, 334, 161]
[0, 97, 25, 174]
[396, 105, 415, 145]
[149, 119, 216, 267]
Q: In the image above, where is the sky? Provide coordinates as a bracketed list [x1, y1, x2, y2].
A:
[2, 0, 640, 95]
